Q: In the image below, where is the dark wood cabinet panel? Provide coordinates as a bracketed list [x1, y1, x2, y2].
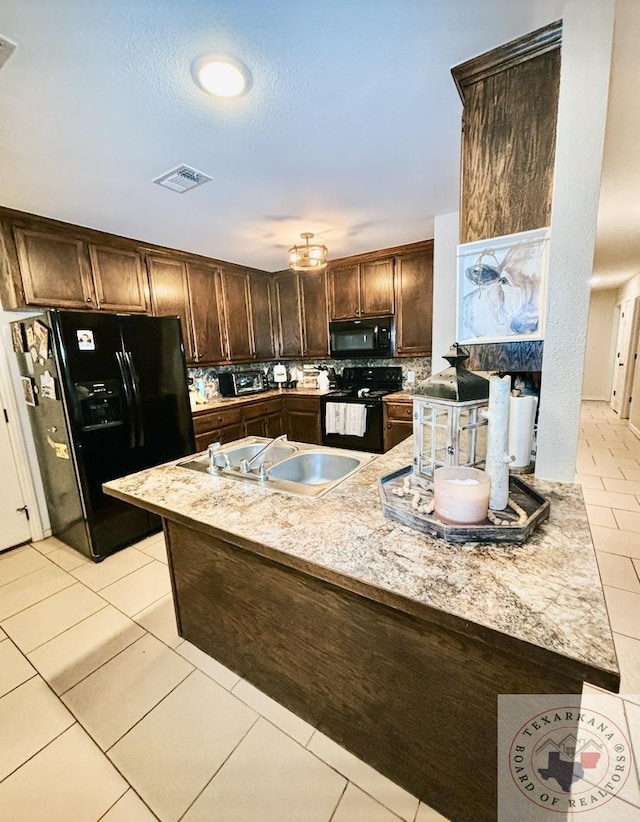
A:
[299, 270, 329, 358]
[273, 272, 303, 358]
[451, 22, 561, 372]
[220, 270, 254, 361]
[273, 270, 328, 359]
[329, 263, 360, 319]
[458, 47, 561, 244]
[249, 273, 275, 361]
[147, 254, 194, 360]
[285, 395, 321, 444]
[88, 244, 149, 313]
[360, 258, 394, 316]
[329, 258, 394, 320]
[13, 227, 94, 309]
[395, 247, 433, 356]
[188, 262, 226, 364]
[265, 412, 285, 439]
[383, 398, 413, 451]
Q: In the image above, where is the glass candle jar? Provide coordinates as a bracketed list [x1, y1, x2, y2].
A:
[433, 466, 491, 525]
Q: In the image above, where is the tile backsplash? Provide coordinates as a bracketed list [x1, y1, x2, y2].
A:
[189, 356, 432, 400]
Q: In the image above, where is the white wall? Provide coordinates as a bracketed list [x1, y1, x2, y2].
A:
[535, 0, 616, 481]
[582, 289, 618, 400]
[617, 272, 640, 303]
[432, 212, 460, 373]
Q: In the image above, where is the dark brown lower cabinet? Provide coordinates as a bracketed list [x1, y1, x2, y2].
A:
[164, 518, 598, 822]
[193, 407, 244, 452]
[243, 397, 284, 439]
[383, 398, 413, 451]
[284, 395, 321, 444]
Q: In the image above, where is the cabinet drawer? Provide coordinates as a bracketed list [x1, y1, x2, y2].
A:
[193, 406, 243, 435]
[385, 401, 413, 421]
[285, 395, 320, 413]
[243, 397, 283, 420]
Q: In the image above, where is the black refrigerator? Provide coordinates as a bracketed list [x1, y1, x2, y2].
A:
[12, 310, 195, 562]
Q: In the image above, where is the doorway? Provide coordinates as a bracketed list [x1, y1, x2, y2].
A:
[0, 382, 31, 551]
[610, 297, 640, 418]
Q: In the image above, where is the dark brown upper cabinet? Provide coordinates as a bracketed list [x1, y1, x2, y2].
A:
[451, 20, 561, 370]
[272, 269, 329, 360]
[394, 242, 434, 357]
[8, 223, 148, 312]
[248, 272, 276, 361]
[218, 268, 275, 363]
[147, 253, 229, 365]
[328, 257, 394, 320]
[147, 254, 195, 360]
[187, 261, 227, 364]
[87, 244, 149, 312]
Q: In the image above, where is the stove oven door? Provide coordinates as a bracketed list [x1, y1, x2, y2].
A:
[321, 398, 383, 453]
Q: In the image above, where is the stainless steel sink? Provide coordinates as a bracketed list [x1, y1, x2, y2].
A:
[177, 436, 375, 499]
[267, 452, 360, 485]
[215, 442, 296, 468]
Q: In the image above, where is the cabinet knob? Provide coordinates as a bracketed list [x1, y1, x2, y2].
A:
[86, 297, 92, 303]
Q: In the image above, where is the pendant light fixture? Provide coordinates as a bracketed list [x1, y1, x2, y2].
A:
[288, 233, 328, 272]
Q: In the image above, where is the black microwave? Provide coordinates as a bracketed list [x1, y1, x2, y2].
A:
[329, 316, 394, 359]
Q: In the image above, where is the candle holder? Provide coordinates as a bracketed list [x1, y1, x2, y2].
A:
[411, 343, 490, 478]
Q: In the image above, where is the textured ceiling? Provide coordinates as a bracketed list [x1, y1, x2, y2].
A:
[2, 0, 629, 283]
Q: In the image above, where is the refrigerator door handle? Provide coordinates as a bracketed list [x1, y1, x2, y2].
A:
[125, 351, 145, 448]
[115, 351, 136, 449]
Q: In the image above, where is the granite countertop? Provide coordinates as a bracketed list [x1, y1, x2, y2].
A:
[104, 437, 618, 684]
[192, 386, 326, 413]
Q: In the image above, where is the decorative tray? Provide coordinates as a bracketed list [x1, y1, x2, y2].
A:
[378, 465, 550, 544]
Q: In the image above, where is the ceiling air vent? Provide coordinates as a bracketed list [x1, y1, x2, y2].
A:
[153, 165, 212, 193]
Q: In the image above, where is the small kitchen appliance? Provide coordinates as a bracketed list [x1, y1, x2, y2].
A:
[218, 370, 267, 397]
[329, 316, 394, 359]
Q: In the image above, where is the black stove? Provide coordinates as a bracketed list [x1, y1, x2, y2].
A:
[321, 367, 403, 452]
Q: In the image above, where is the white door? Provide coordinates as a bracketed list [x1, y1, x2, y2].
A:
[0, 397, 31, 551]
[611, 300, 634, 415]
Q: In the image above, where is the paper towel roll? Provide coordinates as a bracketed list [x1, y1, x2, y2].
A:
[508, 396, 538, 468]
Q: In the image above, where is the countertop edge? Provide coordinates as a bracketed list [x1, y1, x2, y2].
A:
[105, 482, 620, 692]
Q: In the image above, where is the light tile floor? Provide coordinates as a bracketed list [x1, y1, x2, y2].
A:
[1, 400, 639, 821]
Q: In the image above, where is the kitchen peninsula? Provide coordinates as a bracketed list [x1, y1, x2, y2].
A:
[104, 437, 618, 822]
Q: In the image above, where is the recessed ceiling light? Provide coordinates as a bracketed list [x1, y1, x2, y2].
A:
[191, 54, 251, 98]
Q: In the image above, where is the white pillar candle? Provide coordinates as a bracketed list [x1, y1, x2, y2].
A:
[483, 375, 512, 510]
[434, 466, 491, 525]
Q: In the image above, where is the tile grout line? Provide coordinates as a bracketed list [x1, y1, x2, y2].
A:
[176, 712, 262, 821]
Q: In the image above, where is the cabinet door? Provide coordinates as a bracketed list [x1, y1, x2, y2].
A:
[287, 410, 321, 444]
[329, 263, 360, 319]
[188, 262, 227, 364]
[218, 422, 245, 445]
[273, 272, 303, 358]
[395, 248, 433, 356]
[384, 421, 413, 451]
[285, 396, 321, 444]
[249, 273, 275, 360]
[14, 227, 94, 309]
[360, 257, 394, 317]
[89, 244, 149, 313]
[265, 411, 285, 439]
[220, 270, 254, 361]
[300, 270, 329, 358]
[147, 255, 194, 360]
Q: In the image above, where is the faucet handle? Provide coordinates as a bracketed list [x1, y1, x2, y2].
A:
[208, 441, 222, 474]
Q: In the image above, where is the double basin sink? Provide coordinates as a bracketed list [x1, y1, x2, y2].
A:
[178, 436, 376, 499]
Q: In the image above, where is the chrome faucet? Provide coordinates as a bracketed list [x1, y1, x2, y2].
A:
[208, 442, 231, 474]
[239, 434, 288, 474]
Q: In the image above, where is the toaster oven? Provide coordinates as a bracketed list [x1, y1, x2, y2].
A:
[218, 371, 267, 397]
